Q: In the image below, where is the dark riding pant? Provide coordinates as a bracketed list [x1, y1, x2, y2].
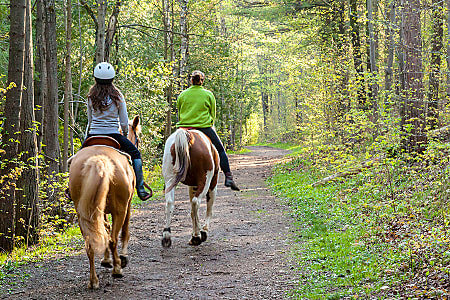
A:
[86, 133, 141, 160]
[195, 127, 230, 173]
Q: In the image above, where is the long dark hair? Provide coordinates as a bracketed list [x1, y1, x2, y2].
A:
[88, 83, 123, 111]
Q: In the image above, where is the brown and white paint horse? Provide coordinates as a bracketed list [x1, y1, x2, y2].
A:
[68, 116, 141, 289]
[161, 128, 219, 247]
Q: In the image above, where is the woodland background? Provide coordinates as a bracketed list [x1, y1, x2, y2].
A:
[1, 0, 450, 297]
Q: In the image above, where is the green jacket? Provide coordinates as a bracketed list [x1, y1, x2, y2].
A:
[176, 85, 216, 128]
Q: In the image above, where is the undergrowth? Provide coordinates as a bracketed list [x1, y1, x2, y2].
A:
[268, 142, 450, 299]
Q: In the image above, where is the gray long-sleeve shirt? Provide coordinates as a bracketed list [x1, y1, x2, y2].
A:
[86, 95, 129, 137]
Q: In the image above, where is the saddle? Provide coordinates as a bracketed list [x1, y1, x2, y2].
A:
[68, 136, 131, 165]
[82, 136, 121, 149]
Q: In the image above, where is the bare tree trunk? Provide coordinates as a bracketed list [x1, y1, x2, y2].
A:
[384, 0, 395, 93]
[96, 1, 107, 64]
[367, 0, 379, 123]
[179, 0, 189, 88]
[15, 0, 39, 247]
[349, 0, 365, 108]
[164, 0, 174, 141]
[44, 0, 61, 203]
[0, 0, 26, 252]
[105, 0, 121, 62]
[400, 0, 426, 153]
[63, 0, 73, 172]
[427, 0, 443, 130]
[34, 0, 46, 153]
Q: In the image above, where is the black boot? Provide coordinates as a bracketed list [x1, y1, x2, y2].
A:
[132, 159, 152, 201]
[224, 172, 240, 191]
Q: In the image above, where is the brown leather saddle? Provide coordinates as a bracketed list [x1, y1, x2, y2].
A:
[82, 136, 121, 149]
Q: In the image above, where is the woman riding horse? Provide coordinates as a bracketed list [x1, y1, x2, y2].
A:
[83, 62, 151, 200]
[176, 70, 240, 191]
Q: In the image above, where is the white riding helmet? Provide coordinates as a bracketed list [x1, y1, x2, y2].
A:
[93, 62, 115, 80]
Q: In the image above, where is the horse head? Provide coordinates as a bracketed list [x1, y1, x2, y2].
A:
[127, 115, 141, 148]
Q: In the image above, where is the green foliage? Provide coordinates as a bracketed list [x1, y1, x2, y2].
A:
[270, 140, 450, 297]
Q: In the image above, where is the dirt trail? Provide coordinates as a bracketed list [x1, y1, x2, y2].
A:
[1, 146, 296, 300]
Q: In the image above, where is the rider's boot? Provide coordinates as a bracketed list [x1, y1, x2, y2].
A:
[132, 159, 152, 201]
[224, 172, 240, 191]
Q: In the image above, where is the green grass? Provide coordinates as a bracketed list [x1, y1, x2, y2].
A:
[268, 152, 399, 298]
[0, 226, 83, 283]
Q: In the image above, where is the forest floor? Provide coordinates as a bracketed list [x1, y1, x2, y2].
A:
[0, 146, 298, 300]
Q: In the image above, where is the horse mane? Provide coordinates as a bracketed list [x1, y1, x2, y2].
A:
[77, 155, 114, 254]
[165, 129, 191, 193]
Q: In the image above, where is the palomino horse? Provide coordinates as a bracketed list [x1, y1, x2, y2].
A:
[161, 128, 219, 247]
[68, 116, 142, 289]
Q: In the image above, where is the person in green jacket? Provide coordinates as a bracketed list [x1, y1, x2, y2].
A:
[176, 70, 240, 191]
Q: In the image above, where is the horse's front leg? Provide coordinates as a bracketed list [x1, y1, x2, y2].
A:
[101, 215, 112, 268]
[110, 213, 126, 278]
[189, 186, 203, 246]
[162, 188, 175, 248]
[119, 204, 131, 268]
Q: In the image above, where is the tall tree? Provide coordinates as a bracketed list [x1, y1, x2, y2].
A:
[34, 0, 47, 152]
[400, 0, 426, 153]
[179, 0, 189, 88]
[63, 0, 73, 172]
[43, 0, 61, 203]
[427, 0, 443, 130]
[163, 0, 175, 141]
[0, 0, 27, 252]
[349, 0, 365, 108]
[384, 0, 395, 93]
[15, 0, 39, 246]
[96, 1, 107, 63]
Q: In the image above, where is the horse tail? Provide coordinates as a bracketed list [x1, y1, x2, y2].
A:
[165, 129, 191, 193]
[77, 155, 114, 254]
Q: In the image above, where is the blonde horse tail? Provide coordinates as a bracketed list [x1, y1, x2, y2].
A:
[166, 129, 191, 193]
[77, 155, 114, 254]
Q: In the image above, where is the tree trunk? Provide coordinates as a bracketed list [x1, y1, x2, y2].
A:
[367, 0, 379, 123]
[96, 1, 107, 64]
[179, 0, 189, 88]
[400, 0, 427, 153]
[384, 0, 395, 93]
[164, 0, 174, 141]
[105, 0, 121, 62]
[63, 0, 73, 172]
[349, 0, 365, 108]
[15, 0, 40, 247]
[43, 0, 61, 203]
[0, 0, 26, 252]
[427, 0, 443, 130]
[34, 0, 46, 153]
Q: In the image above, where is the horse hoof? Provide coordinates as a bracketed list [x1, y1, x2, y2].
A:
[88, 281, 99, 289]
[162, 237, 172, 248]
[112, 272, 123, 278]
[188, 236, 202, 246]
[200, 231, 207, 242]
[101, 261, 113, 268]
[120, 255, 128, 268]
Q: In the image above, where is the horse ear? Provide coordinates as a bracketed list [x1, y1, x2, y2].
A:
[132, 115, 140, 129]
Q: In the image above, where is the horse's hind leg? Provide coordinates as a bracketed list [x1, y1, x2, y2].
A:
[87, 244, 99, 289]
[189, 186, 204, 246]
[119, 205, 131, 268]
[201, 187, 216, 242]
[162, 188, 175, 248]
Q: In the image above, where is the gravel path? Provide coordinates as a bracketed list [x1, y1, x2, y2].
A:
[1, 146, 297, 300]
